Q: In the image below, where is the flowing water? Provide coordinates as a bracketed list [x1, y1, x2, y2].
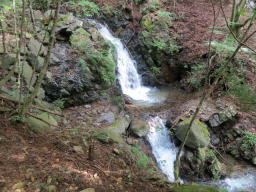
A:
[92, 21, 168, 103]
[93, 20, 256, 192]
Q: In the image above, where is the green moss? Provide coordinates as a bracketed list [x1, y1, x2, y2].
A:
[171, 185, 220, 192]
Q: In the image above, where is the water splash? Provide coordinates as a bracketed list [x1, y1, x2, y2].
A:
[147, 116, 180, 181]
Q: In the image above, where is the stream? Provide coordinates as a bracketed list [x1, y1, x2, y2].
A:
[92, 20, 256, 192]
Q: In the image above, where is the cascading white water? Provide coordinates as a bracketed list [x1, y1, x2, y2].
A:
[216, 168, 256, 192]
[147, 116, 180, 181]
[94, 22, 152, 101]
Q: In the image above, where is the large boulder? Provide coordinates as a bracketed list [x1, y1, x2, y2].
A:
[130, 119, 150, 137]
[27, 113, 58, 133]
[93, 115, 131, 144]
[175, 118, 210, 149]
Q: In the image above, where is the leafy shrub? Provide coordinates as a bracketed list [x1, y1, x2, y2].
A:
[69, 0, 99, 17]
[131, 146, 152, 169]
[242, 131, 256, 149]
[53, 98, 67, 109]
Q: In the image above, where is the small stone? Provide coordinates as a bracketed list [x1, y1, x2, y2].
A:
[96, 112, 115, 123]
[48, 185, 57, 192]
[73, 146, 84, 154]
[12, 182, 24, 190]
[92, 109, 97, 115]
[80, 188, 95, 192]
[47, 176, 52, 184]
[113, 148, 120, 155]
[84, 105, 91, 109]
[252, 157, 256, 165]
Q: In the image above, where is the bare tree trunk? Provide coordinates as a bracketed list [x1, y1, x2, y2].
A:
[28, 0, 36, 31]
[0, 19, 7, 54]
[19, 0, 62, 115]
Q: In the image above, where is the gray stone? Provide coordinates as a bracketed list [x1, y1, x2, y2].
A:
[130, 119, 150, 137]
[208, 114, 222, 128]
[175, 118, 210, 149]
[28, 38, 44, 56]
[96, 112, 115, 123]
[252, 157, 256, 165]
[208, 106, 236, 128]
[73, 146, 84, 154]
[1, 54, 16, 69]
[50, 54, 60, 66]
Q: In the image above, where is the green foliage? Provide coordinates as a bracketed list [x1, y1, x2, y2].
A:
[10, 115, 26, 122]
[242, 131, 256, 149]
[53, 98, 67, 109]
[77, 58, 87, 71]
[131, 146, 152, 169]
[157, 11, 176, 21]
[101, 4, 120, 17]
[142, 0, 162, 14]
[206, 148, 216, 160]
[188, 62, 206, 89]
[69, 0, 99, 17]
[151, 66, 160, 76]
[33, 0, 51, 11]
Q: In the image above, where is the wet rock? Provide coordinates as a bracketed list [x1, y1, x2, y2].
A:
[123, 94, 133, 104]
[175, 118, 210, 149]
[96, 112, 115, 123]
[130, 119, 150, 137]
[252, 157, 256, 165]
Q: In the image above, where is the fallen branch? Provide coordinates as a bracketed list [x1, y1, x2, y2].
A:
[0, 94, 64, 117]
[27, 112, 59, 128]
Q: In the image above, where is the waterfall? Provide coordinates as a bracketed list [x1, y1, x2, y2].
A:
[93, 22, 152, 101]
[91, 20, 256, 192]
[147, 116, 180, 182]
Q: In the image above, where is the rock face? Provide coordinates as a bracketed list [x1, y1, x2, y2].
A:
[180, 148, 225, 180]
[130, 119, 150, 137]
[140, 10, 182, 83]
[175, 118, 210, 149]
[42, 16, 117, 106]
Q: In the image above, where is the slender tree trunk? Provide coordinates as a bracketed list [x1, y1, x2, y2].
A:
[28, 0, 36, 31]
[0, 19, 7, 54]
[19, 0, 62, 115]
[174, 0, 217, 184]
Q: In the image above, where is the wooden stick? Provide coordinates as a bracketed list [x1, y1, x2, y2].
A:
[27, 112, 59, 128]
[0, 94, 64, 117]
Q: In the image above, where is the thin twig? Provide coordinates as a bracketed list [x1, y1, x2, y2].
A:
[0, 94, 64, 117]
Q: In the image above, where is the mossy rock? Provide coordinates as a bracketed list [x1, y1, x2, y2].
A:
[175, 118, 210, 149]
[130, 119, 150, 137]
[93, 116, 130, 144]
[70, 28, 92, 48]
[171, 185, 219, 192]
[1, 54, 16, 69]
[27, 113, 58, 133]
